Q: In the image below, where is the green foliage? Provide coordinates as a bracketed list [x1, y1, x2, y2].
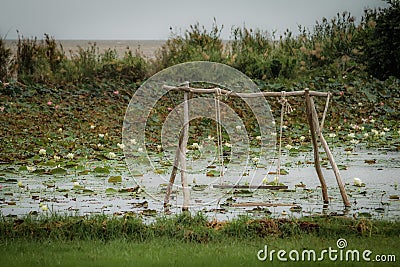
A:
[3, 4, 399, 84]
[15, 33, 65, 84]
[153, 20, 225, 72]
[11, 35, 149, 85]
[1, 214, 399, 242]
[0, 37, 13, 82]
[358, 0, 400, 80]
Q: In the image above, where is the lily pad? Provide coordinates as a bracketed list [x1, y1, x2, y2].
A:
[131, 170, 143, 177]
[206, 169, 221, 177]
[290, 206, 303, 212]
[105, 188, 118, 194]
[93, 166, 110, 174]
[140, 209, 157, 216]
[108, 175, 122, 183]
[192, 184, 208, 191]
[51, 167, 67, 175]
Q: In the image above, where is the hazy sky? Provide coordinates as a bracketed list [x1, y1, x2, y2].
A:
[0, 0, 387, 40]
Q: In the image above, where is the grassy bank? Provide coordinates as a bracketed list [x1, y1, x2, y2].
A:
[2, 236, 398, 266]
[0, 213, 399, 266]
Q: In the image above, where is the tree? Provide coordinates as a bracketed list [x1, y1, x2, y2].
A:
[361, 0, 400, 80]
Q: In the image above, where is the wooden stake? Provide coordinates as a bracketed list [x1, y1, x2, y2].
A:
[163, 84, 191, 212]
[305, 89, 329, 204]
[308, 95, 351, 207]
[181, 85, 190, 211]
[163, 131, 184, 212]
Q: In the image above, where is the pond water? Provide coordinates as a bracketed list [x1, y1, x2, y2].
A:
[0, 148, 399, 221]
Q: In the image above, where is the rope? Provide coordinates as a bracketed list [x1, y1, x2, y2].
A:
[276, 91, 292, 183]
[215, 88, 224, 182]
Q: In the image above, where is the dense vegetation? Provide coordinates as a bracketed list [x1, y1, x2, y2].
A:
[1, 2, 399, 84]
[0, 2, 399, 163]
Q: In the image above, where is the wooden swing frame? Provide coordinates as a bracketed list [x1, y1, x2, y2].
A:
[162, 84, 351, 212]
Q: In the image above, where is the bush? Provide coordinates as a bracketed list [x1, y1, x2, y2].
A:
[0, 37, 13, 82]
[15, 33, 65, 83]
[358, 0, 400, 80]
[153, 20, 226, 72]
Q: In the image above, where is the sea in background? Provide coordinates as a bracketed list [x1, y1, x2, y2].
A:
[4, 39, 166, 59]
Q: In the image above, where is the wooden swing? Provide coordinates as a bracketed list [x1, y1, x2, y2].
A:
[162, 84, 351, 212]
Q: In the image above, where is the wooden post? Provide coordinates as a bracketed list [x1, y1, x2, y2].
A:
[308, 95, 351, 207]
[163, 83, 191, 212]
[181, 84, 190, 211]
[305, 89, 329, 204]
[163, 131, 184, 212]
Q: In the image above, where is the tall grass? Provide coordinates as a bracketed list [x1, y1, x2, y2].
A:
[1, 213, 399, 242]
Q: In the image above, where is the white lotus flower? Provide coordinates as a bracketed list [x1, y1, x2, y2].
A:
[350, 139, 359, 144]
[192, 143, 200, 149]
[285, 144, 293, 150]
[353, 177, 363, 186]
[224, 142, 232, 148]
[27, 166, 36, 172]
[117, 143, 125, 149]
[66, 153, 74, 159]
[108, 152, 116, 159]
[39, 148, 46, 155]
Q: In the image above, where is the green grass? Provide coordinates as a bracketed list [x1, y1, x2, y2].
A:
[0, 214, 399, 266]
[1, 235, 398, 267]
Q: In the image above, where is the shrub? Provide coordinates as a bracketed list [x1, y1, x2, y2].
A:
[153, 20, 226, 72]
[0, 37, 13, 82]
[358, 0, 400, 80]
[15, 33, 65, 83]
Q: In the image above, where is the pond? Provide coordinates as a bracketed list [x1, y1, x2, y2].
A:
[0, 148, 399, 221]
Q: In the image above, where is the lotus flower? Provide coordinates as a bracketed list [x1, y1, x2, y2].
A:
[353, 177, 363, 187]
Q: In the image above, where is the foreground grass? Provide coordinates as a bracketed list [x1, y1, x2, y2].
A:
[1, 214, 399, 266]
[1, 235, 398, 267]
